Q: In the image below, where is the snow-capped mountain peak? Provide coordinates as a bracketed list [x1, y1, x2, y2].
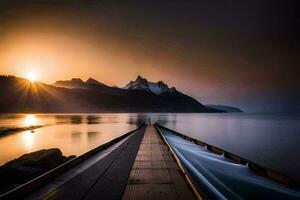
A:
[124, 75, 176, 95]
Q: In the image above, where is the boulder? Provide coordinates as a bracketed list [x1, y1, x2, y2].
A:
[0, 148, 74, 194]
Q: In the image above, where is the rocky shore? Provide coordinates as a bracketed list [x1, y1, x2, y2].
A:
[0, 148, 75, 194]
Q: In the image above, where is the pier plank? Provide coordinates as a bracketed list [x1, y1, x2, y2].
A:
[122, 125, 196, 200]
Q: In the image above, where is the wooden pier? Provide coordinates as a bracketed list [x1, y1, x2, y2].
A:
[122, 125, 196, 200]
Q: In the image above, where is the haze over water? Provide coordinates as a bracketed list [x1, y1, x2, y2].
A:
[0, 113, 299, 182]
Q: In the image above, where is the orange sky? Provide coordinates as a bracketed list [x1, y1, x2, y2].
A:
[0, 20, 202, 88]
[0, 28, 146, 87]
[0, 1, 298, 112]
[0, 15, 217, 100]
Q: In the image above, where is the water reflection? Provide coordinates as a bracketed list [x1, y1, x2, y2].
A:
[70, 116, 82, 124]
[71, 132, 81, 138]
[87, 116, 101, 124]
[125, 113, 177, 126]
[156, 114, 177, 126]
[71, 132, 82, 146]
[22, 131, 34, 150]
[54, 115, 72, 124]
[23, 114, 39, 126]
[127, 114, 146, 125]
[87, 131, 99, 141]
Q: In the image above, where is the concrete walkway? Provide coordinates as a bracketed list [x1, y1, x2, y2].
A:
[122, 125, 196, 200]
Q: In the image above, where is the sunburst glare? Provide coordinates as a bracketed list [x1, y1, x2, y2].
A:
[27, 72, 38, 83]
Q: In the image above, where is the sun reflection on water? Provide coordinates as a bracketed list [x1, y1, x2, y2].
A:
[23, 131, 35, 150]
[23, 114, 38, 127]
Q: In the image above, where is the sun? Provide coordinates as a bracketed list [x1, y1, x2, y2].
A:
[27, 72, 38, 83]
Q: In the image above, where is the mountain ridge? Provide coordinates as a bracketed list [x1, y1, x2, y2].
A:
[0, 75, 224, 113]
[123, 75, 176, 95]
[54, 78, 108, 89]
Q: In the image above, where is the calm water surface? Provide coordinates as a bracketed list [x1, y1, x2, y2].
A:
[0, 114, 139, 165]
[0, 113, 299, 181]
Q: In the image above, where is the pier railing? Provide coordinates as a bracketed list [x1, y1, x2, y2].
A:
[154, 124, 203, 200]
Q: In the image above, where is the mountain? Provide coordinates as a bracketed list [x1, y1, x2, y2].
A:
[86, 78, 105, 86]
[206, 105, 243, 112]
[54, 78, 107, 89]
[0, 75, 224, 113]
[54, 78, 85, 89]
[124, 75, 176, 95]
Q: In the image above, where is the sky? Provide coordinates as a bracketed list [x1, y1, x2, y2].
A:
[0, 0, 299, 113]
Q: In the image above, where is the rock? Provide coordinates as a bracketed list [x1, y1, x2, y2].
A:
[17, 148, 63, 168]
[0, 148, 74, 194]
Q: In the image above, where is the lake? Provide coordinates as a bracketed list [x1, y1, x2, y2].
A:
[0, 113, 299, 181]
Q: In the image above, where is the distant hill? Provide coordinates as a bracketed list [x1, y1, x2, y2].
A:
[54, 78, 108, 89]
[0, 75, 224, 113]
[206, 105, 243, 112]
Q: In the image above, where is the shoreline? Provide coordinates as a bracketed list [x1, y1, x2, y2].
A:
[0, 125, 45, 138]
